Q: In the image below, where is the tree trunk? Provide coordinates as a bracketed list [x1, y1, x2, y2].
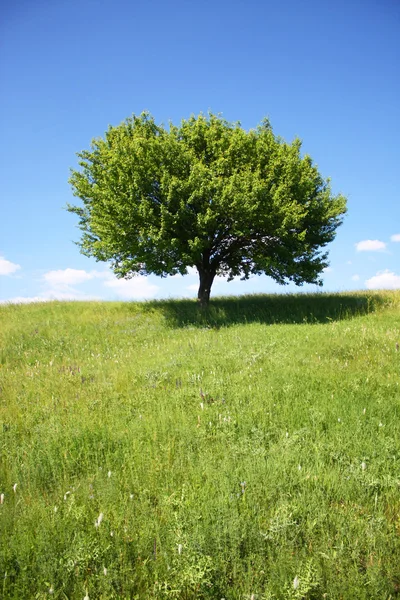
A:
[197, 268, 215, 308]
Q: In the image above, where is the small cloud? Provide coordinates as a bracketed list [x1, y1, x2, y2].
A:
[0, 256, 21, 276]
[43, 268, 103, 286]
[391, 234, 400, 243]
[366, 270, 400, 290]
[355, 240, 386, 252]
[0, 295, 45, 304]
[103, 274, 159, 299]
[186, 284, 198, 291]
[1, 289, 99, 304]
[351, 274, 360, 281]
[323, 266, 333, 274]
[40, 268, 105, 301]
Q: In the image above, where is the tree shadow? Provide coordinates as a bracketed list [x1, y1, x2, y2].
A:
[141, 291, 393, 329]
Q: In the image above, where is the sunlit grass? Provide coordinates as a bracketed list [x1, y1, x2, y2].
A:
[1, 291, 400, 599]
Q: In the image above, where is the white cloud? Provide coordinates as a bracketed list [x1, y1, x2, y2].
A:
[43, 268, 105, 286]
[38, 268, 106, 301]
[323, 266, 332, 274]
[41, 267, 158, 301]
[355, 240, 386, 252]
[186, 283, 198, 291]
[1, 288, 100, 304]
[351, 274, 360, 281]
[103, 274, 159, 299]
[0, 256, 21, 275]
[40, 289, 99, 301]
[365, 270, 400, 290]
[2, 265, 159, 304]
[0, 296, 45, 304]
[390, 234, 400, 243]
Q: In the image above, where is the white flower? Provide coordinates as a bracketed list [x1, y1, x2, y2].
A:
[84, 594, 90, 600]
[107, 470, 112, 478]
[361, 462, 366, 470]
[54, 506, 58, 513]
[13, 483, 17, 493]
[379, 422, 383, 427]
[0, 493, 4, 504]
[103, 567, 108, 576]
[363, 408, 366, 414]
[177, 544, 183, 554]
[129, 493, 134, 500]
[298, 465, 302, 471]
[64, 491, 71, 500]
[200, 402, 204, 410]
[49, 586, 54, 594]
[293, 575, 300, 589]
[95, 512, 104, 528]
[338, 418, 341, 423]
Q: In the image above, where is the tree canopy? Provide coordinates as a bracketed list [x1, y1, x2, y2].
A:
[68, 112, 347, 305]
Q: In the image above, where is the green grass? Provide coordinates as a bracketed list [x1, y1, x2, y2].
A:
[1, 291, 400, 599]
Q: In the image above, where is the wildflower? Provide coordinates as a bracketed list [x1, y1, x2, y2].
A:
[177, 544, 183, 554]
[293, 575, 300, 589]
[361, 462, 366, 470]
[103, 567, 108, 576]
[107, 470, 112, 478]
[240, 481, 246, 493]
[200, 402, 204, 410]
[64, 491, 71, 500]
[54, 506, 58, 513]
[84, 594, 89, 600]
[298, 464, 302, 471]
[95, 512, 104, 528]
[338, 418, 341, 423]
[129, 493, 134, 500]
[49, 586, 54, 594]
[0, 493, 4, 504]
[363, 408, 366, 415]
[379, 422, 383, 427]
[285, 431, 289, 438]
[13, 483, 17, 493]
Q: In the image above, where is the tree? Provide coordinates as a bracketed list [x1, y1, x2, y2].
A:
[68, 112, 347, 306]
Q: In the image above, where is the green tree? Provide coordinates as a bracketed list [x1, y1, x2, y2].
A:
[68, 112, 347, 306]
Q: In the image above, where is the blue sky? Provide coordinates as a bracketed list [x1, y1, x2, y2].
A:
[1, 0, 399, 303]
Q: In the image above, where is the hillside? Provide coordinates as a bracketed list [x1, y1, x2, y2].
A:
[1, 291, 400, 599]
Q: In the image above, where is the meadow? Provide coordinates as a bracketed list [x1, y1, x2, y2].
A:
[1, 291, 400, 599]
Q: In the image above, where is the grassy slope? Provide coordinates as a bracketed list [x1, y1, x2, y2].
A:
[1, 292, 400, 599]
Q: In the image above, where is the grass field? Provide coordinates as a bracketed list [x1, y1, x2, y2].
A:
[1, 291, 400, 599]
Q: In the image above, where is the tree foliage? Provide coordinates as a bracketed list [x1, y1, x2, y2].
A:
[68, 112, 347, 305]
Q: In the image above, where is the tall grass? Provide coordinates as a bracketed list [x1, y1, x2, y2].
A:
[1, 291, 400, 599]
